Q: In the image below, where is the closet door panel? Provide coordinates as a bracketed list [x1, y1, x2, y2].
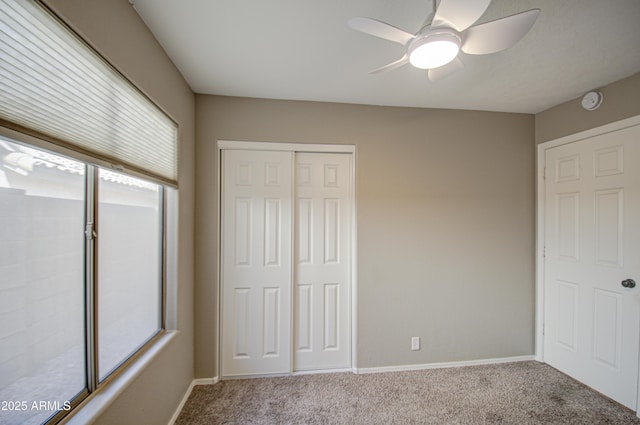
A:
[221, 150, 292, 377]
[294, 153, 351, 371]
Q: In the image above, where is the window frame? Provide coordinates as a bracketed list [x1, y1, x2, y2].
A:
[0, 126, 167, 425]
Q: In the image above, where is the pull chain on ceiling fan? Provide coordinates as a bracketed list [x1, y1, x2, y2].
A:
[348, 0, 540, 81]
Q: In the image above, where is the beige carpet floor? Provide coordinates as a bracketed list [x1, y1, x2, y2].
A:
[175, 361, 640, 424]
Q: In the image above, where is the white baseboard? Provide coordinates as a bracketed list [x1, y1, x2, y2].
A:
[168, 377, 219, 425]
[193, 377, 219, 385]
[353, 355, 536, 374]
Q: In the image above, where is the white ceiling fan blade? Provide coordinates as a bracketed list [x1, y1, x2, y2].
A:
[427, 57, 464, 81]
[461, 9, 540, 55]
[348, 17, 414, 45]
[431, 0, 491, 32]
[370, 54, 409, 74]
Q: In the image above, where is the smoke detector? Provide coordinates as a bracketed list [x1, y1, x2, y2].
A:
[581, 91, 603, 111]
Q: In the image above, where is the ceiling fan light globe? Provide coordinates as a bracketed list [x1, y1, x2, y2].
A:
[408, 32, 461, 69]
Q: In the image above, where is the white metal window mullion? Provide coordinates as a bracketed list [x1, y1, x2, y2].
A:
[84, 165, 99, 394]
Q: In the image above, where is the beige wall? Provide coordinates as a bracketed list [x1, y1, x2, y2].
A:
[195, 96, 535, 377]
[536, 72, 640, 143]
[43, 0, 195, 423]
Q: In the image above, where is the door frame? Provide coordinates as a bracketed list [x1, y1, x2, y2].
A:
[216, 140, 357, 377]
[535, 114, 640, 415]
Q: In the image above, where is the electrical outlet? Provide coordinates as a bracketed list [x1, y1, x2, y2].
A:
[411, 337, 420, 351]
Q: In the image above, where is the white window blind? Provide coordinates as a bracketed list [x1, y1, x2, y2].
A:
[0, 0, 178, 184]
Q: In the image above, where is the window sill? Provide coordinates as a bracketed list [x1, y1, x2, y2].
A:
[59, 331, 179, 425]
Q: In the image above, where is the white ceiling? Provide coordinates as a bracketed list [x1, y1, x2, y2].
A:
[131, 0, 640, 114]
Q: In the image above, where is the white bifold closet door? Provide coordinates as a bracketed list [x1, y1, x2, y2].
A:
[221, 149, 351, 377]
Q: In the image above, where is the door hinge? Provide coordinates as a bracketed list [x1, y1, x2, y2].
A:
[85, 222, 96, 240]
[543, 246, 546, 258]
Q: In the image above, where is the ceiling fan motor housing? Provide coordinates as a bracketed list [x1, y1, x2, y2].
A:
[408, 29, 462, 69]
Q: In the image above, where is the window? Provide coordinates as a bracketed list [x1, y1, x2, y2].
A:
[97, 169, 162, 380]
[0, 139, 85, 425]
[0, 1, 176, 422]
[0, 137, 165, 425]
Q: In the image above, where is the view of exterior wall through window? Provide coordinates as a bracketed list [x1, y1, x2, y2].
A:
[0, 139, 85, 425]
[97, 168, 162, 380]
[0, 137, 165, 425]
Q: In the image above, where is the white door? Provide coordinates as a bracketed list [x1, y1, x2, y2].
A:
[221, 149, 292, 377]
[294, 153, 352, 371]
[543, 124, 640, 409]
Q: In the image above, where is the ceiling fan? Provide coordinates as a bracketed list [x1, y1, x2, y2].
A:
[348, 0, 540, 81]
